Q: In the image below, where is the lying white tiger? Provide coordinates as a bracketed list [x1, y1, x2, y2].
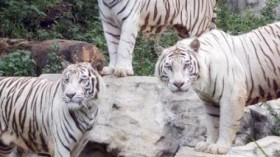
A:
[98, 0, 216, 77]
[155, 22, 280, 154]
[0, 62, 104, 157]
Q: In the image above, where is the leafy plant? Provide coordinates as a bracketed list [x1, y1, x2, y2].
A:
[217, 0, 280, 34]
[0, 50, 37, 76]
[42, 43, 64, 73]
[1, 0, 280, 76]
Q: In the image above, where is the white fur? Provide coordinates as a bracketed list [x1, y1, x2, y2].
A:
[98, 0, 216, 77]
[156, 22, 280, 154]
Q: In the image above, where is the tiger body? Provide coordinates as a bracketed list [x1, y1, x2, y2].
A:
[155, 22, 280, 154]
[0, 63, 104, 157]
[98, 0, 216, 77]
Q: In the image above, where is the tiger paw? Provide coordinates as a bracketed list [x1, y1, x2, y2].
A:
[114, 67, 134, 77]
[206, 143, 230, 154]
[194, 142, 210, 152]
[101, 66, 114, 75]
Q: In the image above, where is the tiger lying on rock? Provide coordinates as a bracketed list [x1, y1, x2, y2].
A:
[155, 22, 280, 154]
[0, 62, 104, 157]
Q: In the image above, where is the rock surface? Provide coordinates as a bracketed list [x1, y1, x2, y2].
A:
[86, 76, 205, 157]
[39, 74, 280, 157]
[0, 38, 106, 75]
[176, 136, 280, 157]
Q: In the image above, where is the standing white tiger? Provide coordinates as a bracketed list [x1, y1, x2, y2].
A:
[155, 22, 280, 154]
[98, 0, 216, 77]
[0, 63, 104, 157]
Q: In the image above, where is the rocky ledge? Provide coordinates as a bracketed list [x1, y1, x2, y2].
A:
[40, 75, 280, 157]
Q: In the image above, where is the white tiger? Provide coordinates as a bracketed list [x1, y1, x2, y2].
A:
[155, 22, 280, 154]
[0, 62, 105, 157]
[98, 0, 217, 77]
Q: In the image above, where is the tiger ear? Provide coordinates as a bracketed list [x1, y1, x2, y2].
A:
[61, 60, 71, 69]
[190, 38, 200, 52]
[154, 44, 164, 56]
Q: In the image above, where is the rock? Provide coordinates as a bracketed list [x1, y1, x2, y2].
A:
[228, 136, 280, 157]
[236, 102, 280, 145]
[39, 74, 280, 157]
[85, 76, 206, 157]
[0, 38, 106, 75]
[176, 136, 280, 157]
[30, 39, 106, 73]
[175, 147, 224, 157]
[40, 75, 206, 157]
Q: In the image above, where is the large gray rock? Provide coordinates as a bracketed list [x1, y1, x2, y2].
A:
[85, 76, 205, 157]
[39, 74, 280, 157]
[236, 102, 280, 146]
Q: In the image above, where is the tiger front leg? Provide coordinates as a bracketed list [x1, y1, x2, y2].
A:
[100, 17, 121, 75]
[195, 103, 220, 152]
[206, 93, 246, 154]
[114, 16, 139, 77]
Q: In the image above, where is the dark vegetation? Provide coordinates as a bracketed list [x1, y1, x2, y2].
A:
[0, 0, 279, 76]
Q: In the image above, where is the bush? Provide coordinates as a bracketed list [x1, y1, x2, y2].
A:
[217, 0, 280, 34]
[0, 50, 37, 76]
[42, 44, 64, 74]
[0, 0, 280, 76]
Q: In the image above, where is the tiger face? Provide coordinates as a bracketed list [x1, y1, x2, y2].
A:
[61, 62, 102, 110]
[155, 39, 200, 92]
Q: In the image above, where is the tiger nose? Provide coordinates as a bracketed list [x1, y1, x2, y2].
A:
[66, 93, 76, 99]
[174, 82, 184, 88]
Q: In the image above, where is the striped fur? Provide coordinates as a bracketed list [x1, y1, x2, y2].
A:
[0, 62, 104, 157]
[98, 0, 217, 77]
[155, 22, 280, 154]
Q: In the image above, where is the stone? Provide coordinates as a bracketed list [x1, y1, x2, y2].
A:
[175, 147, 225, 157]
[85, 76, 206, 157]
[236, 102, 280, 146]
[228, 136, 280, 157]
[40, 75, 206, 157]
[0, 38, 106, 75]
[176, 136, 280, 157]
[39, 74, 280, 157]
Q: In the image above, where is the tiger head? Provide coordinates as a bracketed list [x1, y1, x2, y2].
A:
[61, 62, 104, 110]
[155, 38, 200, 92]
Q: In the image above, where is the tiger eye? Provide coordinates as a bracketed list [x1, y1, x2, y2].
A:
[63, 78, 69, 83]
[80, 78, 88, 84]
[165, 65, 172, 71]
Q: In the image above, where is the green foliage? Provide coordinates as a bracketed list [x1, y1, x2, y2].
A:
[217, 0, 280, 34]
[133, 31, 178, 76]
[42, 44, 63, 74]
[0, 50, 36, 76]
[0, 0, 104, 45]
[1, 0, 280, 76]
